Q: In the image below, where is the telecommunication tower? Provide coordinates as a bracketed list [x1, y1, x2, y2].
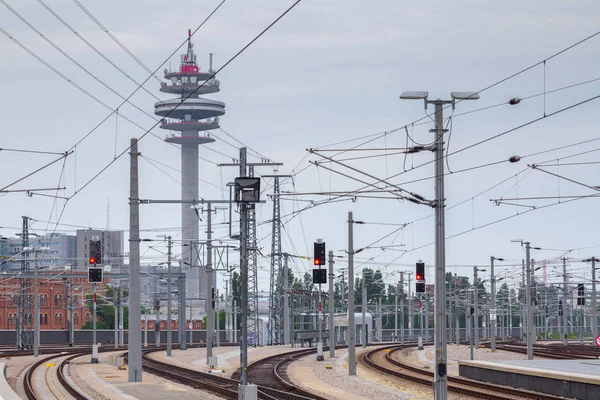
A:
[154, 30, 225, 300]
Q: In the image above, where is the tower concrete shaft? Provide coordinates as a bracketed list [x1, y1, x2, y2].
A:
[154, 30, 225, 300]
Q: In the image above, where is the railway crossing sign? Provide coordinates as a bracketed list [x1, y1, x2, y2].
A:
[490, 308, 497, 321]
[595, 335, 600, 347]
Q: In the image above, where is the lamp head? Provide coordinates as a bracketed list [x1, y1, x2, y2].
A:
[400, 91, 429, 100]
[450, 92, 480, 101]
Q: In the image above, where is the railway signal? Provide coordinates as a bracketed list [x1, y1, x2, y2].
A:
[89, 239, 102, 265]
[313, 241, 326, 266]
[577, 283, 585, 305]
[416, 261, 425, 293]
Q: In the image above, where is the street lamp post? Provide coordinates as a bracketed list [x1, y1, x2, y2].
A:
[401, 90, 480, 400]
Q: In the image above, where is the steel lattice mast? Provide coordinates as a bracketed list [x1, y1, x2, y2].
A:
[247, 166, 260, 346]
[154, 30, 225, 301]
[18, 216, 33, 350]
[268, 177, 282, 344]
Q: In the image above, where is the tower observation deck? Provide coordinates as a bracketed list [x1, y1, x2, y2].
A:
[154, 30, 225, 301]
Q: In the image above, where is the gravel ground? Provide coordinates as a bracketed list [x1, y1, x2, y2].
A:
[70, 350, 224, 400]
[5, 354, 36, 392]
[286, 345, 520, 400]
[287, 346, 426, 400]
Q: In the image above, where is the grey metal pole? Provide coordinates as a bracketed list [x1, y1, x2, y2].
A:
[469, 304, 474, 360]
[408, 273, 412, 339]
[283, 255, 290, 345]
[425, 294, 429, 341]
[179, 276, 186, 350]
[155, 277, 160, 348]
[521, 260, 526, 341]
[400, 272, 404, 345]
[128, 137, 142, 381]
[92, 282, 98, 363]
[455, 284, 459, 344]
[69, 280, 74, 346]
[317, 280, 323, 360]
[144, 309, 148, 348]
[189, 302, 193, 346]
[33, 263, 39, 357]
[239, 201, 249, 384]
[114, 287, 118, 349]
[474, 267, 479, 348]
[225, 280, 230, 343]
[589, 257, 597, 338]
[206, 203, 214, 364]
[394, 283, 398, 341]
[347, 211, 356, 376]
[328, 250, 335, 357]
[490, 257, 496, 351]
[233, 300, 237, 344]
[167, 236, 173, 357]
[525, 243, 533, 360]
[433, 100, 449, 399]
[216, 289, 221, 347]
[362, 269, 367, 349]
[119, 286, 124, 347]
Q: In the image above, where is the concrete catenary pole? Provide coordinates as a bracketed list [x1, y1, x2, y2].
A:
[585, 257, 598, 339]
[283, 255, 290, 345]
[407, 272, 413, 339]
[33, 261, 39, 357]
[155, 277, 160, 347]
[166, 236, 173, 357]
[521, 260, 526, 341]
[128, 137, 142, 381]
[561, 258, 569, 343]
[473, 266, 479, 348]
[525, 243, 533, 359]
[362, 269, 367, 349]
[119, 286, 124, 347]
[400, 272, 405, 344]
[490, 257, 497, 351]
[114, 287, 118, 349]
[347, 212, 356, 376]
[328, 250, 335, 357]
[206, 203, 214, 364]
[432, 100, 450, 399]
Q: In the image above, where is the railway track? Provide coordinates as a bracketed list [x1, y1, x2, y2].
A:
[232, 346, 330, 400]
[23, 347, 125, 400]
[361, 345, 565, 400]
[23, 351, 88, 400]
[142, 346, 326, 400]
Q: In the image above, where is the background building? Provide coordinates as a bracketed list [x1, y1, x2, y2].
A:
[0, 272, 108, 330]
[75, 229, 124, 271]
[3, 233, 76, 272]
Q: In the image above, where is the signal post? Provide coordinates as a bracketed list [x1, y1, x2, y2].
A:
[88, 238, 103, 364]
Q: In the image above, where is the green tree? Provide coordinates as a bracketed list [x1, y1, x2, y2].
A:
[82, 285, 129, 330]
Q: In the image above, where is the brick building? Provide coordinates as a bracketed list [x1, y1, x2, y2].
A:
[0, 272, 109, 330]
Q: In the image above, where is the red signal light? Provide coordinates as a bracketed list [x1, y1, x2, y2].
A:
[416, 273, 423, 281]
[89, 257, 96, 264]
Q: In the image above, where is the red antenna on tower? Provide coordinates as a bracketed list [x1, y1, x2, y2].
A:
[188, 29, 191, 38]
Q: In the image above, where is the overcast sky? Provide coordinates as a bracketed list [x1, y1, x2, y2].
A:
[1, 0, 599, 296]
